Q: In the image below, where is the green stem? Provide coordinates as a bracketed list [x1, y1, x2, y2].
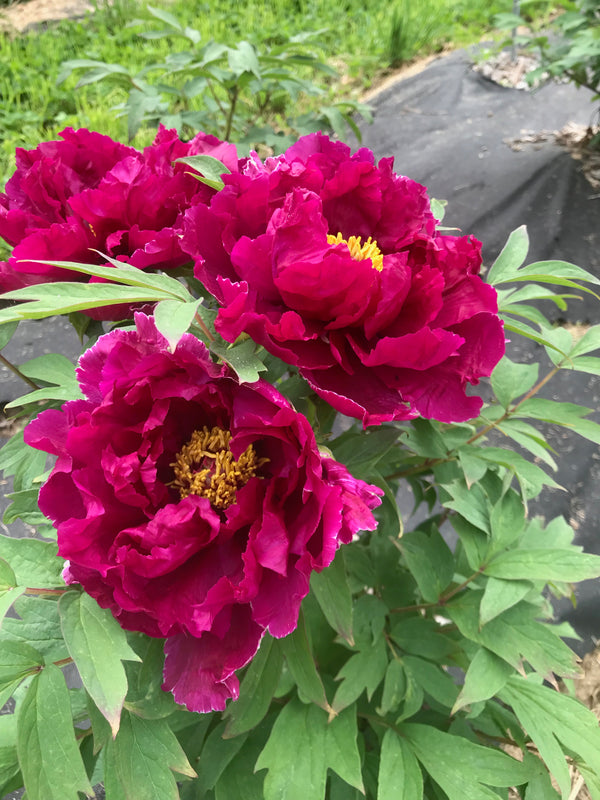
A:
[390, 567, 484, 614]
[0, 353, 41, 391]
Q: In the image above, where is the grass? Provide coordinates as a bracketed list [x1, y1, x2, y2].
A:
[0, 0, 566, 186]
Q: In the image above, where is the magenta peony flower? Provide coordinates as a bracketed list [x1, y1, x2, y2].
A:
[0, 127, 238, 319]
[25, 314, 382, 712]
[182, 133, 505, 426]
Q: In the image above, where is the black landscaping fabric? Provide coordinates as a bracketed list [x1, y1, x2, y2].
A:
[1, 48, 599, 658]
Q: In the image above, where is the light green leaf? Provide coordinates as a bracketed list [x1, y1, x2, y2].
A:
[16, 665, 94, 800]
[18, 353, 79, 387]
[5, 384, 83, 409]
[402, 722, 531, 798]
[480, 576, 533, 626]
[570, 355, 600, 376]
[280, 612, 331, 712]
[59, 591, 140, 736]
[332, 637, 388, 714]
[500, 677, 600, 798]
[453, 647, 514, 713]
[569, 324, 600, 358]
[0, 536, 64, 588]
[485, 548, 600, 582]
[0, 641, 43, 683]
[310, 550, 354, 644]
[255, 699, 363, 800]
[378, 729, 423, 800]
[104, 711, 196, 800]
[228, 40, 261, 78]
[516, 259, 600, 286]
[486, 225, 529, 286]
[153, 298, 201, 350]
[0, 559, 16, 592]
[0, 587, 26, 626]
[210, 337, 267, 383]
[223, 635, 283, 738]
[491, 356, 539, 408]
[175, 154, 231, 191]
[2, 596, 69, 663]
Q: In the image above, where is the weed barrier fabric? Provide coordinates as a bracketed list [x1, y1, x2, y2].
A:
[0, 47, 599, 659]
[359, 47, 600, 653]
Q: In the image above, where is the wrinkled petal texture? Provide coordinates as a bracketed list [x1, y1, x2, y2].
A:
[0, 126, 239, 319]
[182, 132, 505, 425]
[25, 313, 382, 713]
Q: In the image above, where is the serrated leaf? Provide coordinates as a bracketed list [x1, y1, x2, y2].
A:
[485, 548, 600, 582]
[500, 677, 600, 798]
[223, 635, 282, 738]
[17, 665, 94, 800]
[486, 225, 529, 286]
[399, 528, 454, 603]
[255, 699, 363, 800]
[402, 722, 531, 798]
[332, 637, 388, 713]
[378, 729, 423, 800]
[453, 647, 514, 713]
[479, 577, 533, 626]
[280, 612, 330, 712]
[0, 536, 63, 588]
[59, 591, 140, 736]
[210, 337, 267, 383]
[310, 550, 354, 644]
[104, 711, 196, 800]
[153, 298, 201, 350]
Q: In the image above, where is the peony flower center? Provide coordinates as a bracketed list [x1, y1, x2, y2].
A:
[170, 426, 264, 509]
[326, 232, 384, 272]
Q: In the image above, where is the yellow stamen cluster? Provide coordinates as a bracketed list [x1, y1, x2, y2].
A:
[170, 426, 265, 510]
[327, 232, 384, 272]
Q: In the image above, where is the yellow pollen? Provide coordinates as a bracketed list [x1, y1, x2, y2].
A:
[327, 232, 384, 272]
[170, 426, 267, 510]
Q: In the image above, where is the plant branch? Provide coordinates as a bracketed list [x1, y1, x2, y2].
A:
[224, 85, 239, 140]
[390, 567, 484, 614]
[25, 586, 68, 596]
[0, 353, 41, 391]
[193, 311, 215, 342]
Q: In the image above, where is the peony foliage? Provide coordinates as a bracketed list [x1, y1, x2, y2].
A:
[0, 128, 600, 800]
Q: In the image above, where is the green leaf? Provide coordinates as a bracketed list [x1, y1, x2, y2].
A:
[490, 356, 539, 408]
[223, 635, 283, 738]
[488, 489, 526, 552]
[0, 587, 26, 626]
[280, 612, 331, 712]
[332, 637, 388, 714]
[378, 729, 423, 800]
[0, 321, 18, 350]
[175, 154, 231, 191]
[479, 577, 533, 626]
[17, 665, 94, 800]
[402, 655, 459, 708]
[210, 337, 267, 383]
[399, 528, 454, 603]
[453, 647, 514, 713]
[153, 298, 201, 350]
[255, 699, 363, 800]
[195, 720, 248, 794]
[214, 735, 266, 800]
[310, 550, 354, 645]
[18, 353, 79, 388]
[378, 659, 406, 716]
[500, 677, 600, 797]
[569, 324, 600, 358]
[0, 558, 16, 592]
[486, 225, 529, 286]
[485, 548, 600, 582]
[228, 41, 261, 78]
[0, 641, 43, 683]
[441, 479, 491, 533]
[5, 384, 83, 409]
[402, 722, 531, 798]
[0, 536, 64, 588]
[2, 596, 68, 663]
[104, 711, 196, 800]
[447, 592, 577, 678]
[59, 591, 140, 736]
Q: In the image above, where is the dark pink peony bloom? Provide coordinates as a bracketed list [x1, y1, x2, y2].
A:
[0, 127, 238, 319]
[25, 314, 382, 712]
[182, 133, 505, 426]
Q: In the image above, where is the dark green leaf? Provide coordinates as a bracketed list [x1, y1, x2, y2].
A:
[17, 665, 94, 800]
[403, 655, 458, 708]
[223, 635, 283, 738]
[479, 577, 533, 626]
[399, 529, 454, 603]
[104, 711, 196, 800]
[280, 612, 331, 712]
[488, 489, 526, 552]
[310, 550, 354, 644]
[441, 480, 491, 533]
[378, 659, 406, 716]
[214, 735, 265, 800]
[59, 591, 140, 736]
[378, 729, 423, 800]
[0, 321, 18, 350]
[332, 637, 388, 713]
[195, 720, 248, 794]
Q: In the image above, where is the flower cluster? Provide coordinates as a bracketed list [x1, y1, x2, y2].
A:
[0, 126, 239, 319]
[182, 133, 505, 425]
[25, 314, 382, 712]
